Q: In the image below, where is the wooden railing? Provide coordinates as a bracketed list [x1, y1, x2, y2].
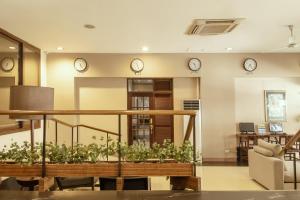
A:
[281, 129, 300, 153]
[0, 110, 196, 116]
[0, 110, 197, 177]
[280, 129, 300, 190]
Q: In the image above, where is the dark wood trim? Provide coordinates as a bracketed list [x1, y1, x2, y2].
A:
[0, 27, 40, 52]
[18, 42, 23, 85]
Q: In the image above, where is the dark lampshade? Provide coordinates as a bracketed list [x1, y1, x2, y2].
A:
[9, 86, 54, 120]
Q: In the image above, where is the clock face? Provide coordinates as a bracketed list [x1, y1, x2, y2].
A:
[74, 58, 88, 72]
[188, 58, 201, 71]
[243, 58, 257, 72]
[1, 57, 14, 72]
[130, 58, 144, 73]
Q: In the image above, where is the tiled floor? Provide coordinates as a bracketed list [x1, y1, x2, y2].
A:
[150, 166, 265, 191]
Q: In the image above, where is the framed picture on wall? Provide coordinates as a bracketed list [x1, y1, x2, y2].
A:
[265, 90, 286, 122]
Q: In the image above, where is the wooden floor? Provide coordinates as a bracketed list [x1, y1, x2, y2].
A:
[0, 191, 300, 200]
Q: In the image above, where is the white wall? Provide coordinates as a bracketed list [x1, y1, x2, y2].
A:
[235, 77, 300, 134]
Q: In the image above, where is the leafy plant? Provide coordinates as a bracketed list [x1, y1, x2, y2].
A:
[0, 137, 194, 165]
[46, 142, 70, 163]
[103, 136, 117, 160]
[175, 140, 193, 163]
[5, 141, 40, 165]
[121, 143, 150, 162]
[71, 144, 89, 163]
[0, 146, 7, 163]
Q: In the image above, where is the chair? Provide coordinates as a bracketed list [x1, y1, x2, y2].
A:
[99, 177, 116, 190]
[16, 177, 39, 191]
[99, 177, 150, 190]
[0, 177, 22, 190]
[123, 177, 149, 190]
[55, 177, 95, 191]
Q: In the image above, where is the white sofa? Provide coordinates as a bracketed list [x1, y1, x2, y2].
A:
[249, 149, 300, 190]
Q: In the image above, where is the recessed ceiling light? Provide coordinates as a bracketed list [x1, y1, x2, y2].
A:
[9, 46, 16, 50]
[226, 47, 233, 51]
[57, 46, 64, 51]
[142, 46, 149, 52]
[84, 24, 96, 29]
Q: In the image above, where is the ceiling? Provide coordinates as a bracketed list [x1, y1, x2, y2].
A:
[1, 0, 300, 53]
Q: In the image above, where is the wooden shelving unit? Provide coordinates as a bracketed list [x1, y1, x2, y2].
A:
[127, 78, 173, 146]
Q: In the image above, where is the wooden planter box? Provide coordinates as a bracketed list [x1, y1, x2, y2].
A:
[0, 164, 42, 177]
[46, 163, 118, 177]
[0, 162, 193, 177]
[121, 163, 193, 177]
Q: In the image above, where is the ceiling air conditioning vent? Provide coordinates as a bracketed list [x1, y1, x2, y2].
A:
[187, 19, 242, 35]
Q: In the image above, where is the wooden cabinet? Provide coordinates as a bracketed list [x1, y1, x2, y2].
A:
[127, 78, 173, 146]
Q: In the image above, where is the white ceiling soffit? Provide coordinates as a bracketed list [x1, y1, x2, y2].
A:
[0, 0, 300, 53]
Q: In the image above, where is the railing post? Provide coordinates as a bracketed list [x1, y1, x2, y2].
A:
[193, 115, 196, 176]
[293, 152, 297, 190]
[42, 115, 47, 178]
[118, 114, 121, 177]
[55, 121, 58, 145]
[71, 127, 74, 150]
[77, 126, 79, 144]
[30, 120, 35, 152]
[106, 132, 109, 162]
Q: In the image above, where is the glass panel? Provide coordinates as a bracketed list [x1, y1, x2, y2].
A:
[137, 97, 144, 107]
[144, 97, 149, 107]
[127, 79, 154, 92]
[0, 33, 19, 127]
[23, 44, 39, 86]
[0, 33, 19, 84]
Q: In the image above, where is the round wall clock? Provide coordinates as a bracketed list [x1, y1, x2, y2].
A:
[130, 58, 144, 73]
[188, 58, 201, 72]
[243, 58, 257, 72]
[74, 58, 88, 72]
[1, 57, 14, 72]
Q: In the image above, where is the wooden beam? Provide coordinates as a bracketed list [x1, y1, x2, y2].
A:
[281, 129, 300, 154]
[183, 115, 195, 141]
[38, 177, 54, 192]
[116, 177, 124, 191]
[0, 121, 41, 136]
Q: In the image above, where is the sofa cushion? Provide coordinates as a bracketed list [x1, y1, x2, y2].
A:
[253, 146, 274, 157]
[258, 139, 282, 156]
[257, 139, 287, 171]
[284, 161, 300, 183]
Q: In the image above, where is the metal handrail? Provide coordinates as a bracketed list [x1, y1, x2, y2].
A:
[51, 118, 119, 162]
[51, 118, 119, 135]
